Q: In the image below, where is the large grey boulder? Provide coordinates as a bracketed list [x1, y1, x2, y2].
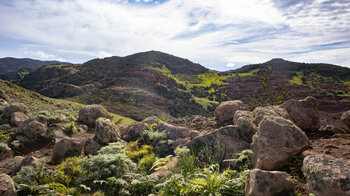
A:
[3, 103, 29, 118]
[251, 116, 309, 170]
[281, 96, 320, 131]
[0, 99, 7, 107]
[0, 156, 25, 176]
[157, 123, 190, 141]
[252, 105, 289, 126]
[52, 137, 84, 164]
[119, 116, 161, 141]
[84, 138, 102, 155]
[341, 110, 350, 130]
[233, 110, 252, 125]
[215, 100, 246, 126]
[95, 117, 120, 144]
[186, 125, 251, 162]
[303, 154, 350, 196]
[10, 112, 28, 127]
[0, 173, 16, 196]
[16, 117, 47, 145]
[78, 104, 110, 127]
[0, 89, 6, 100]
[245, 169, 294, 196]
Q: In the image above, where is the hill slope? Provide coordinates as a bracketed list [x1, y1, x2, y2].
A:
[18, 51, 350, 120]
[0, 57, 70, 80]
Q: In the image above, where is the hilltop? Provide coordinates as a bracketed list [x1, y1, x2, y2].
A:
[4, 51, 350, 120]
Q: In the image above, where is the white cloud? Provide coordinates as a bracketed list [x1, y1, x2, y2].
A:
[24, 50, 66, 61]
[0, 0, 349, 70]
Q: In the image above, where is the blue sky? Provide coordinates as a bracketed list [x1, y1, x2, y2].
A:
[0, 0, 349, 71]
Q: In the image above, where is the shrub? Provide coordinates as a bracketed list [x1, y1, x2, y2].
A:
[37, 111, 66, 124]
[55, 157, 83, 187]
[126, 173, 159, 195]
[126, 141, 153, 162]
[175, 146, 196, 176]
[0, 124, 10, 130]
[64, 121, 77, 134]
[138, 153, 158, 174]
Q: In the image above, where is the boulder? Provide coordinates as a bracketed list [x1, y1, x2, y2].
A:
[174, 137, 191, 146]
[235, 116, 257, 143]
[157, 123, 190, 141]
[0, 144, 12, 161]
[0, 173, 16, 196]
[233, 110, 252, 125]
[0, 89, 6, 100]
[95, 118, 120, 144]
[246, 169, 294, 196]
[190, 130, 201, 139]
[52, 137, 84, 164]
[10, 112, 28, 127]
[16, 117, 47, 145]
[341, 110, 350, 130]
[303, 154, 350, 196]
[119, 116, 161, 141]
[281, 96, 320, 131]
[3, 103, 29, 118]
[251, 116, 308, 170]
[18, 156, 39, 169]
[84, 138, 102, 155]
[0, 156, 25, 176]
[0, 99, 7, 107]
[78, 104, 110, 127]
[215, 100, 246, 126]
[186, 125, 251, 162]
[252, 105, 289, 126]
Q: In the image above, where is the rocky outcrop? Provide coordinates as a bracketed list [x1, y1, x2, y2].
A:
[215, 100, 246, 126]
[233, 110, 252, 125]
[252, 106, 289, 126]
[341, 110, 350, 130]
[84, 138, 102, 155]
[16, 117, 47, 145]
[78, 104, 110, 127]
[10, 112, 28, 127]
[0, 144, 12, 161]
[95, 118, 120, 144]
[281, 96, 320, 131]
[251, 116, 308, 170]
[3, 103, 29, 118]
[0, 173, 16, 196]
[186, 125, 251, 162]
[245, 169, 294, 196]
[303, 154, 350, 196]
[52, 137, 84, 164]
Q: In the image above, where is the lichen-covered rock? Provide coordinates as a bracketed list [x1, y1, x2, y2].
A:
[341, 110, 350, 130]
[78, 104, 110, 127]
[0, 144, 12, 161]
[215, 100, 246, 126]
[281, 96, 320, 131]
[252, 105, 289, 126]
[246, 169, 294, 196]
[0, 173, 16, 196]
[235, 115, 257, 143]
[84, 138, 102, 155]
[16, 117, 47, 145]
[157, 123, 190, 141]
[52, 137, 84, 164]
[251, 116, 308, 170]
[186, 125, 251, 162]
[119, 116, 161, 141]
[95, 118, 120, 144]
[10, 112, 28, 127]
[0, 156, 25, 176]
[233, 110, 252, 125]
[303, 154, 350, 196]
[3, 103, 29, 118]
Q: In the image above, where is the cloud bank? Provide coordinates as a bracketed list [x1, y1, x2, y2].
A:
[0, 0, 349, 70]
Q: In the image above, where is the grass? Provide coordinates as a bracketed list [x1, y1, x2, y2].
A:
[44, 64, 82, 69]
[193, 97, 218, 110]
[289, 72, 304, 85]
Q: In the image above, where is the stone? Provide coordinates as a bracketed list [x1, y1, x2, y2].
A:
[174, 137, 191, 146]
[252, 105, 289, 126]
[186, 125, 251, 162]
[16, 117, 47, 145]
[251, 116, 309, 170]
[84, 138, 102, 155]
[0, 99, 7, 107]
[10, 112, 28, 127]
[0, 173, 16, 196]
[95, 118, 120, 144]
[78, 104, 110, 127]
[281, 96, 320, 131]
[303, 154, 350, 196]
[0, 156, 25, 176]
[233, 110, 252, 125]
[0, 144, 12, 161]
[190, 130, 201, 139]
[0, 89, 6, 100]
[52, 137, 84, 164]
[119, 116, 162, 141]
[157, 123, 190, 141]
[245, 169, 294, 196]
[235, 116, 257, 143]
[341, 110, 350, 130]
[3, 103, 29, 118]
[215, 100, 246, 126]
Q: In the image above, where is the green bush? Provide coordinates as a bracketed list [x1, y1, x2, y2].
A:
[175, 146, 196, 176]
[0, 124, 10, 130]
[126, 141, 153, 162]
[37, 110, 66, 124]
[55, 157, 83, 187]
[138, 153, 158, 174]
[126, 173, 159, 195]
[64, 121, 77, 134]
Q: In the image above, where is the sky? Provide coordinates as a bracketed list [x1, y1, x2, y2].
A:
[0, 0, 349, 71]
